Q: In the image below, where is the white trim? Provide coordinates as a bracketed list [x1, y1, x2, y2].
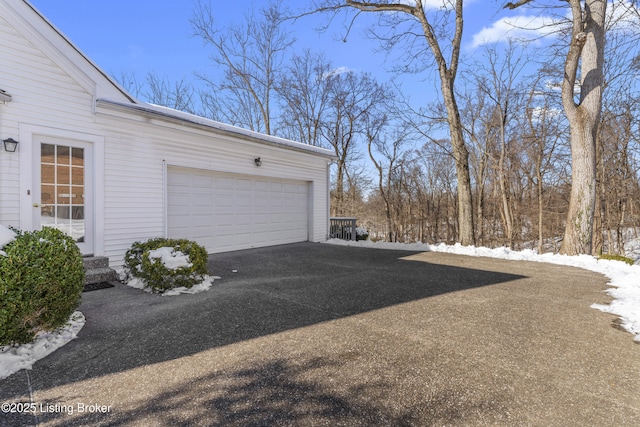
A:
[307, 181, 314, 242]
[19, 123, 105, 255]
[162, 158, 168, 238]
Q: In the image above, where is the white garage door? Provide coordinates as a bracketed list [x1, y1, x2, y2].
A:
[167, 166, 309, 253]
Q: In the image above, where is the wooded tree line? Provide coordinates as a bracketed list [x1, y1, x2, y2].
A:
[118, 0, 640, 257]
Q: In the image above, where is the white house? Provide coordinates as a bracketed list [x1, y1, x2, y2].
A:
[0, 0, 335, 269]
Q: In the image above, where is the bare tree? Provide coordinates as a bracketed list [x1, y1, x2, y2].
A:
[192, 0, 294, 134]
[323, 70, 390, 216]
[593, 5, 640, 255]
[366, 116, 409, 242]
[472, 43, 528, 248]
[114, 71, 197, 114]
[277, 50, 334, 147]
[144, 73, 197, 114]
[520, 67, 567, 253]
[310, 0, 475, 245]
[114, 70, 144, 98]
[506, 0, 607, 255]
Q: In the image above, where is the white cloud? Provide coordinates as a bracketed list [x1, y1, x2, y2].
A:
[471, 14, 562, 48]
[322, 66, 354, 79]
[472, 1, 640, 48]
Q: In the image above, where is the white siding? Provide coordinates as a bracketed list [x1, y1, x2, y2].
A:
[0, 11, 96, 227]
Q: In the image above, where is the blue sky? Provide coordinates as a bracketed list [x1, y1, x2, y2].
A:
[28, 0, 535, 105]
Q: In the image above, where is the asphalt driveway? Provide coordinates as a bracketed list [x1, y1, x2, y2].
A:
[1, 242, 639, 426]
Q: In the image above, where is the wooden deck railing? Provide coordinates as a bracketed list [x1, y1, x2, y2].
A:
[330, 217, 357, 241]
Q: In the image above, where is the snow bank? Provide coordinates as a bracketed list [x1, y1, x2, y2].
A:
[122, 272, 219, 296]
[0, 224, 17, 256]
[0, 312, 85, 380]
[326, 239, 640, 342]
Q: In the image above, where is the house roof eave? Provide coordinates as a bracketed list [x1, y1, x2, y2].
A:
[95, 99, 337, 160]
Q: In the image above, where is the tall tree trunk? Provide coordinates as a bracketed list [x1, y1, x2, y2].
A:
[342, 0, 475, 246]
[536, 168, 544, 254]
[443, 80, 476, 246]
[560, 0, 606, 255]
[498, 115, 514, 248]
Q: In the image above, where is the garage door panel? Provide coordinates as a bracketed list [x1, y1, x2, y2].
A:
[215, 176, 235, 189]
[254, 180, 269, 191]
[236, 214, 253, 226]
[168, 194, 190, 210]
[192, 173, 213, 186]
[237, 195, 252, 208]
[216, 196, 233, 209]
[168, 167, 309, 253]
[236, 178, 254, 190]
[193, 214, 213, 227]
[168, 170, 190, 185]
[269, 182, 283, 191]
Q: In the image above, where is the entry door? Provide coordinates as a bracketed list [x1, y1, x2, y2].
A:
[33, 139, 93, 255]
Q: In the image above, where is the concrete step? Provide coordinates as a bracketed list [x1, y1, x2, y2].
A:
[83, 256, 110, 270]
[84, 266, 118, 285]
[83, 256, 118, 285]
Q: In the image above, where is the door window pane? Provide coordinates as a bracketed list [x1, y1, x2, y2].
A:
[57, 165, 70, 185]
[41, 185, 55, 205]
[41, 143, 85, 243]
[71, 147, 84, 166]
[57, 146, 70, 165]
[41, 164, 55, 184]
[41, 144, 55, 162]
[71, 166, 84, 185]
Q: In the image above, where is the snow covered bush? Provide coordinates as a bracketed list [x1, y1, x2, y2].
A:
[0, 226, 84, 346]
[356, 226, 369, 241]
[123, 238, 208, 293]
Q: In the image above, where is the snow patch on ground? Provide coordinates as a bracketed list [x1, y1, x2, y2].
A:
[0, 312, 85, 380]
[122, 272, 219, 296]
[325, 239, 640, 342]
[0, 224, 17, 257]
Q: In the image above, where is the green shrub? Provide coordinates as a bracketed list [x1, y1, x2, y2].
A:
[598, 253, 635, 266]
[124, 238, 208, 293]
[0, 227, 84, 346]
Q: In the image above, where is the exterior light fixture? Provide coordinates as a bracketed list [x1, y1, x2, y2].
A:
[254, 157, 262, 167]
[3, 138, 19, 152]
[0, 90, 11, 103]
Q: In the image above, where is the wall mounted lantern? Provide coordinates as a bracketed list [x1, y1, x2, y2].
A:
[254, 157, 262, 167]
[3, 138, 19, 152]
[0, 90, 11, 103]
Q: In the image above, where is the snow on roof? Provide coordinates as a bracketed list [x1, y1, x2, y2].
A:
[96, 99, 337, 159]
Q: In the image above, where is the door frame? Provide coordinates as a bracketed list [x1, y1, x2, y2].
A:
[19, 124, 105, 256]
